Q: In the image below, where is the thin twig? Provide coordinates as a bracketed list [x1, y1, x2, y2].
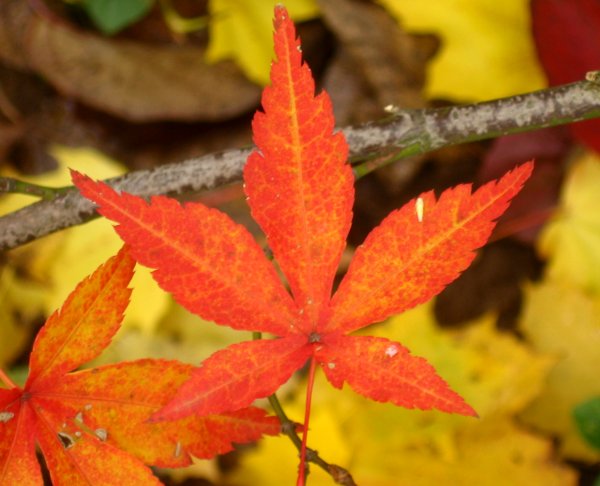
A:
[268, 394, 357, 486]
[1, 80, 600, 251]
[251, 333, 356, 485]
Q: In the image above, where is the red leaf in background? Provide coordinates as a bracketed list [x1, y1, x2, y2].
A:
[73, 6, 533, 428]
[479, 127, 569, 242]
[531, 0, 600, 152]
[0, 248, 279, 485]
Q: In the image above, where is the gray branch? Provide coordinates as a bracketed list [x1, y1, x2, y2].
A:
[2, 79, 600, 251]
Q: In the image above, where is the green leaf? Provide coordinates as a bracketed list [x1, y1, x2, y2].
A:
[573, 396, 600, 450]
[83, 0, 155, 35]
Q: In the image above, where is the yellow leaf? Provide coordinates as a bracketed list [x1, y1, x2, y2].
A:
[91, 299, 246, 366]
[206, 0, 319, 85]
[0, 146, 169, 333]
[352, 420, 576, 486]
[366, 302, 554, 422]
[376, 0, 546, 101]
[519, 280, 600, 462]
[539, 151, 600, 294]
[0, 266, 45, 367]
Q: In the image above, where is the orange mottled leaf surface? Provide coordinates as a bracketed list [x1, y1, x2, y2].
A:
[73, 6, 532, 423]
[0, 248, 280, 486]
[244, 10, 354, 330]
[325, 165, 534, 334]
[154, 335, 312, 421]
[316, 334, 475, 415]
[67, 183, 297, 336]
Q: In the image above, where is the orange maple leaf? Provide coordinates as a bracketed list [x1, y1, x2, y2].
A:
[0, 247, 279, 485]
[72, 4, 532, 435]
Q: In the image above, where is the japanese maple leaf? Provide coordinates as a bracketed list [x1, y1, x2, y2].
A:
[72, 6, 532, 433]
[0, 247, 279, 485]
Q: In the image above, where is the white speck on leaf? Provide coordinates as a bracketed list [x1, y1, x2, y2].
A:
[385, 345, 399, 358]
[74, 431, 82, 438]
[84, 404, 92, 411]
[416, 197, 424, 222]
[327, 362, 336, 370]
[0, 412, 14, 423]
[174, 441, 182, 458]
[95, 428, 108, 441]
[75, 411, 83, 423]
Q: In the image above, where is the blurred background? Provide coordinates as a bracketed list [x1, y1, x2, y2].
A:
[1, 0, 599, 484]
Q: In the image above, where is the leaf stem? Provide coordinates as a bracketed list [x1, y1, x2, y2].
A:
[297, 355, 317, 486]
[0, 368, 17, 389]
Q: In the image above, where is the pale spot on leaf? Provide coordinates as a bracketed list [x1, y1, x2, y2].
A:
[385, 344, 399, 358]
[174, 441, 182, 458]
[416, 197, 424, 222]
[0, 412, 14, 423]
[95, 428, 108, 441]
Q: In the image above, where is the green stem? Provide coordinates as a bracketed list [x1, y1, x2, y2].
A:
[350, 78, 600, 177]
[0, 177, 71, 200]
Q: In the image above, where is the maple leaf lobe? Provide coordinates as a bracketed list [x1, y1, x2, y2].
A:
[71, 170, 298, 337]
[26, 245, 135, 390]
[1, 249, 280, 485]
[245, 3, 354, 331]
[325, 161, 534, 335]
[317, 334, 477, 416]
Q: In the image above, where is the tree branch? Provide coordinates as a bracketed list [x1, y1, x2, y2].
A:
[2, 79, 600, 251]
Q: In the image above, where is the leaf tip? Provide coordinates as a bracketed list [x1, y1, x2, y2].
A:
[273, 4, 290, 30]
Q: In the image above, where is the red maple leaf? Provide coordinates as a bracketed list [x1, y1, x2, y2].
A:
[0, 247, 279, 485]
[71, 5, 533, 475]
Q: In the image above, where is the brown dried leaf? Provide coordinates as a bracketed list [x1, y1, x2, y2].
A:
[319, 0, 435, 111]
[319, 0, 435, 193]
[24, 16, 261, 122]
[0, 0, 31, 70]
